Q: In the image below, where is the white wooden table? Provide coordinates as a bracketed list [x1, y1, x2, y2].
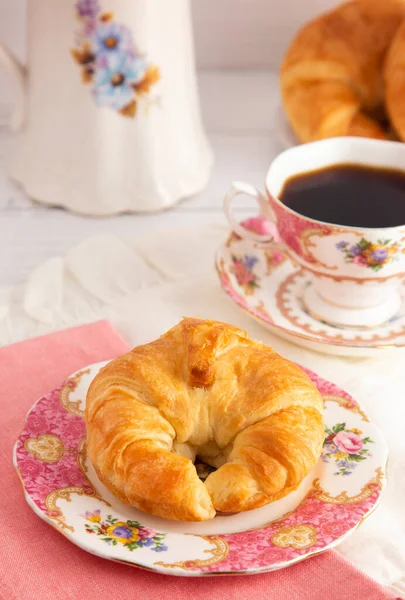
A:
[0, 70, 283, 287]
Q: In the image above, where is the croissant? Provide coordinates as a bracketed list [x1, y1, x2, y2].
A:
[385, 20, 405, 141]
[86, 318, 324, 521]
[280, 0, 405, 143]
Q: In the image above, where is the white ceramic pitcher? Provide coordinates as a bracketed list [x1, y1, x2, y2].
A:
[0, 0, 213, 215]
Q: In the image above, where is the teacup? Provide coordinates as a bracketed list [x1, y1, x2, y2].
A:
[224, 137, 405, 328]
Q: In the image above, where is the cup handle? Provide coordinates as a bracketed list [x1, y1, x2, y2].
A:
[224, 181, 281, 245]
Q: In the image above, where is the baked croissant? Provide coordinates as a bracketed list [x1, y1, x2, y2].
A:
[280, 0, 405, 142]
[86, 318, 324, 521]
[385, 20, 405, 141]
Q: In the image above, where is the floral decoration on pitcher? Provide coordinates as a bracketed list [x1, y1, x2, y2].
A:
[230, 254, 260, 295]
[83, 510, 168, 552]
[322, 423, 373, 476]
[71, 0, 160, 117]
[336, 238, 399, 271]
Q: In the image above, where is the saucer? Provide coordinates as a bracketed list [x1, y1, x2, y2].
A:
[216, 233, 405, 356]
[14, 362, 387, 575]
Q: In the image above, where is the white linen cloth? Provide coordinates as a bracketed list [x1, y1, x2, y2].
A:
[1, 225, 404, 597]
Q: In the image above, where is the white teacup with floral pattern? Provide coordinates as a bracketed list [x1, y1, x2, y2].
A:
[224, 138, 405, 328]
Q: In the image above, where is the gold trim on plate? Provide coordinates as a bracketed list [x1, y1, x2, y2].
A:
[45, 486, 102, 532]
[24, 434, 68, 463]
[154, 536, 229, 571]
[59, 368, 91, 417]
[323, 394, 369, 422]
[312, 467, 384, 504]
[271, 524, 317, 550]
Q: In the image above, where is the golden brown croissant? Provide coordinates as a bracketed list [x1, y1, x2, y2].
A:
[280, 0, 405, 143]
[86, 318, 324, 521]
[385, 20, 405, 141]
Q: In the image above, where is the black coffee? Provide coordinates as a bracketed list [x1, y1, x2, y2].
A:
[279, 163, 405, 228]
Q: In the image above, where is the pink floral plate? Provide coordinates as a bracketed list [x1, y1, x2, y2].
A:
[216, 233, 405, 357]
[14, 362, 388, 576]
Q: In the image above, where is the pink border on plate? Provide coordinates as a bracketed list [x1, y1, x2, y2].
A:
[193, 368, 381, 573]
[15, 385, 91, 514]
[14, 368, 385, 574]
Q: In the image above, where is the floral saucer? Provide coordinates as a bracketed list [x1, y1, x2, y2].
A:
[14, 362, 388, 576]
[216, 234, 405, 356]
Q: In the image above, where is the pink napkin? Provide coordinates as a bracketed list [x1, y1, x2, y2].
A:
[0, 320, 398, 600]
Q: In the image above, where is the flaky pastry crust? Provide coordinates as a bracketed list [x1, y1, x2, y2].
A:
[86, 318, 324, 521]
[280, 0, 405, 142]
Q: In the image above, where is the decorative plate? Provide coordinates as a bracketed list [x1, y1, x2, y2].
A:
[216, 234, 405, 357]
[14, 361, 387, 576]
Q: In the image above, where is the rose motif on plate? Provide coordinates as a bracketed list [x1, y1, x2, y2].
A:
[271, 524, 317, 550]
[321, 521, 349, 537]
[230, 254, 260, 295]
[322, 424, 373, 476]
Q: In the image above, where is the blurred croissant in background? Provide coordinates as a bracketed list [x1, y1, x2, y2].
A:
[280, 0, 405, 143]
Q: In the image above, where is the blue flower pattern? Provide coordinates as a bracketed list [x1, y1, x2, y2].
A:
[244, 255, 259, 270]
[93, 54, 147, 110]
[92, 21, 135, 58]
[72, 2, 159, 116]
